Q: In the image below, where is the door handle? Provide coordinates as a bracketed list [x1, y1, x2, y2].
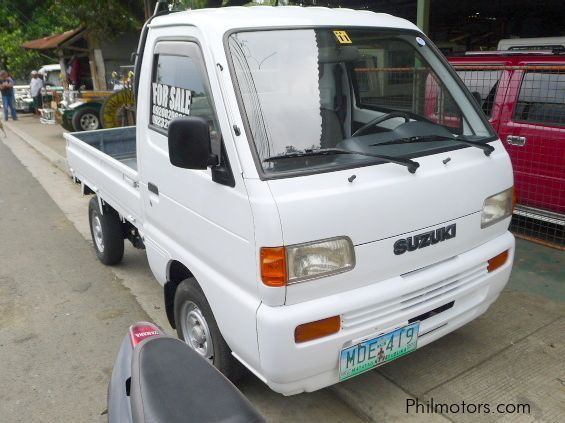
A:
[124, 175, 138, 188]
[148, 182, 159, 196]
[506, 135, 527, 146]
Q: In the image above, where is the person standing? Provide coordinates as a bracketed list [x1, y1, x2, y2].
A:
[30, 70, 43, 115]
[0, 70, 17, 121]
[67, 55, 81, 88]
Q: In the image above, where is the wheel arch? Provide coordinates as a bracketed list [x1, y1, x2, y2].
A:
[164, 260, 194, 328]
[74, 101, 102, 113]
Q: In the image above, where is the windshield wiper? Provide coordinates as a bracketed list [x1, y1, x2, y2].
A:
[264, 148, 420, 173]
[370, 134, 494, 156]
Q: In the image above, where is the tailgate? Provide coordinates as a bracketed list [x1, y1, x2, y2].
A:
[65, 127, 142, 226]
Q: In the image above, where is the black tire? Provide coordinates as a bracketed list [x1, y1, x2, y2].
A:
[72, 107, 101, 131]
[174, 278, 242, 382]
[88, 197, 124, 265]
[61, 114, 74, 131]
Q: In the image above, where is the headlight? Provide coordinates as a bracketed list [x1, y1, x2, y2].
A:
[287, 237, 355, 283]
[481, 187, 513, 228]
[260, 237, 356, 286]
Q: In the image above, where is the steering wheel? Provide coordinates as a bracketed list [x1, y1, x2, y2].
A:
[352, 111, 411, 137]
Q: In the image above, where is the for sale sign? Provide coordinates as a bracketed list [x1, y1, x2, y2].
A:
[151, 82, 193, 129]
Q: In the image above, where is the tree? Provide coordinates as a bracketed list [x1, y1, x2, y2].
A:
[50, 0, 144, 41]
[0, 0, 148, 79]
[0, 0, 78, 79]
[173, 0, 279, 9]
[0, 0, 358, 79]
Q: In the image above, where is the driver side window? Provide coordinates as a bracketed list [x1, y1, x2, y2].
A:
[149, 43, 221, 154]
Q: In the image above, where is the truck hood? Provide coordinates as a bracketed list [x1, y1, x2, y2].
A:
[266, 141, 513, 304]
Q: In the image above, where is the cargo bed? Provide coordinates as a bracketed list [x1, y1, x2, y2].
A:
[65, 127, 142, 226]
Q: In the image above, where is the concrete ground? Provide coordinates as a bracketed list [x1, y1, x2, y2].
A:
[0, 127, 150, 421]
[0, 116, 363, 422]
[1, 113, 564, 422]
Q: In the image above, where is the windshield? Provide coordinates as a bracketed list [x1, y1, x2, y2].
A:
[228, 28, 495, 177]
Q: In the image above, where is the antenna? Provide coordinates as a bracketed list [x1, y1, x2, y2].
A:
[154, 0, 170, 15]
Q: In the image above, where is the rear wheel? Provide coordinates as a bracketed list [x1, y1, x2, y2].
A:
[88, 197, 124, 265]
[174, 278, 242, 382]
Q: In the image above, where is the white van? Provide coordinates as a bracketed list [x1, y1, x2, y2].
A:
[65, 7, 515, 395]
[38, 64, 63, 87]
[497, 36, 565, 51]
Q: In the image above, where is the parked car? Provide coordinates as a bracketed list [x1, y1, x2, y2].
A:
[59, 91, 117, 131]
[497, 37, 565, 52]
[38, 64, 63, 88]
[60, 99, 103, 131]
[0, 83, 34, 113]
[65, 7, 515, 395]
[14, 85, 34, 112]
[449, 52, 565, 222]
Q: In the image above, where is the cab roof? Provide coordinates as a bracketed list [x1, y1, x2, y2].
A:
[150, 6, 420, 34]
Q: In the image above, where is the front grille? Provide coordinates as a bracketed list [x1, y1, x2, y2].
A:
[341, 261, 488, 330]
[408, 301, 455, 324]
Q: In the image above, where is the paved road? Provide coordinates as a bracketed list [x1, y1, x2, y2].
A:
[0, 133, 150, 421]
[0, 123, 364, 422]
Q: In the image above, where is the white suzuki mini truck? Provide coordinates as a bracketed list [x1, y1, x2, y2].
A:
[65, 7, 515, 395]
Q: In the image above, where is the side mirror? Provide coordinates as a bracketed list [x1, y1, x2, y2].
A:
[168, 117, 218, 170]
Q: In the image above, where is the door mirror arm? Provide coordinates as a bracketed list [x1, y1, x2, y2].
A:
[168, 117, 235, 187]
[211, 141, 235, 187]
[206, 153, 219, 167]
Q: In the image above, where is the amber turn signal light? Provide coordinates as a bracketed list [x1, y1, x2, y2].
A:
[260, 247, 287, 287]
[295, 315, 341, 343]
[487, 250, 509, 272]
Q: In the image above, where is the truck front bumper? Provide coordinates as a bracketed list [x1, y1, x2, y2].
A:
[256, 231, 515, 395]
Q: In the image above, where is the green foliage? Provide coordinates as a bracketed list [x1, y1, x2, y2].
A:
[0, 0, 145, 79]
[173, 0, 213, 8]
[50, 0, 144, 40]
[0, 31, 41, 80]
[172, 0, 279, 9]
[0, 0, 341, 78]
[0, 1, 78, 79]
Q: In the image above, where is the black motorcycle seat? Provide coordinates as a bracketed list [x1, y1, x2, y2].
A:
[130, 336, 264, 423]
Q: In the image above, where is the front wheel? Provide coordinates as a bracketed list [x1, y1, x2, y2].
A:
[72, 107, 100, 131]
[88, 197, 124, 265]
[174, 278, 242, 382]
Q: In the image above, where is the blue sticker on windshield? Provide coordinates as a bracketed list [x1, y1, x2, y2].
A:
[416, 37, 426, 47]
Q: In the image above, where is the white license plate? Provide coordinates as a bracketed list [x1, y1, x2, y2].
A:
[339, 322, 420, 381]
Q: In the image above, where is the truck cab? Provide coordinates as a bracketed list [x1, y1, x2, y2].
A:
[66, 7, 515, 395]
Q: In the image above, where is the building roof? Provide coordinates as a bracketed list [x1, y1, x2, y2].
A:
[150, 6, 420, 34]
[22, 28, 83, 50]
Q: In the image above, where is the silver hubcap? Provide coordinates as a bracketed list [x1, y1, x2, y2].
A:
[181, 301, 214, 361]
[80, 113, 99, 130]
[92, 215, 104, 252]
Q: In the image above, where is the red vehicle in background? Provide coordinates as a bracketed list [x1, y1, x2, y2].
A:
[448, 52, 565, 227]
